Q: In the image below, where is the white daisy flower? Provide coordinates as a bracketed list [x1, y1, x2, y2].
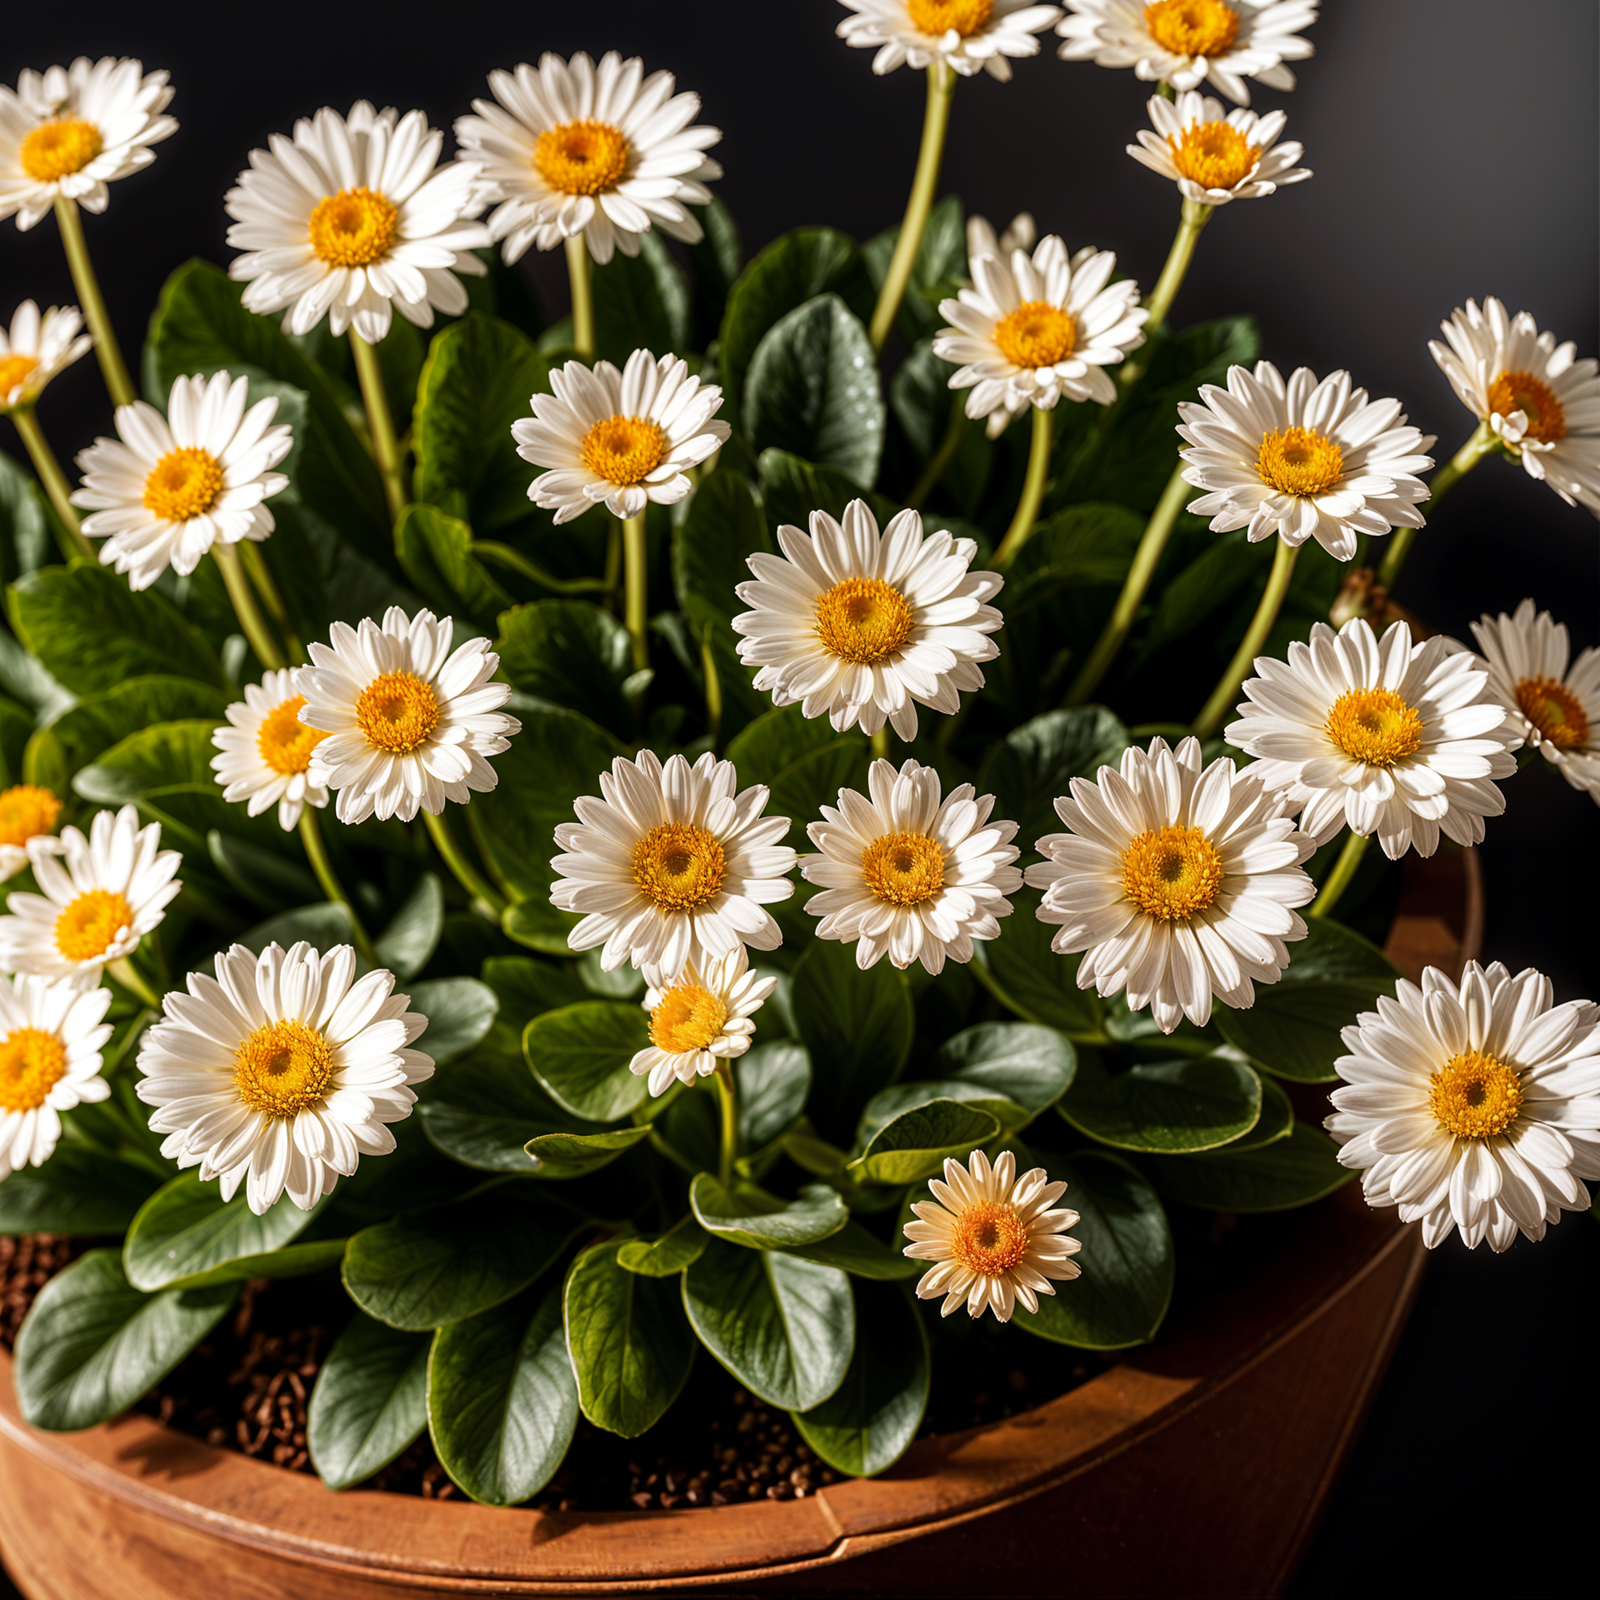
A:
[903, 1149, 1081, 1321]
[1127, 90, 1309, 206]
[295, 608, 520, 827]
[0, 300, 91, 413]
[1428, 297, 1600, 515]
[966, 209, 1036, 261]
[1176, 361, 1436, 563]
[1225, 617, 1519, 860]
[838, 0, 1064, 80]
[454, 52, 722, 267]
[551, 750, 797, 980]
[0, 786, 61, 885]
[0, 974, 113, 1181]
[1025, 736, 1315, 1034]
[932, 235, 1146, 431]
[0, 804, 181, 982]
[1326, 961, 1600, 1252]
[224, 101, 490, 345]
[802, 758, 1022, 974]
[0, 57, 175, 230]
[732, 499, 1004, 742]
[629, 946, 777, 1099]
[1469, 599, 1600, 807]
[1057, 0, 1318, 105]
[136, 940, 433, 1216]
[511, 349, 730, 524]
[210, 669, 331, 832]
[69, 371, 293, 591]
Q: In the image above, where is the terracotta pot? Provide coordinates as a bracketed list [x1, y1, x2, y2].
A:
[0, 850, 1482, 1600]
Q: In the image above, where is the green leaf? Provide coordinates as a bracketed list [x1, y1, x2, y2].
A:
[306, 1312, 430, 1491]
[757, 447, 896, 535]
[616, 1215, 708, 1277]
[1134, 528, 1265, 664]
[723, 703, 871, 854]
[672, 468, 769, 634]
[592, 233, 692, 368]
[737, 1040, 812, 1150]
[522, 1001, 651, 1124]
[39, 677, 230, 774]
[0, 1144, 161, 1234]
[394, 504, 513, 634]
[376, 872, 444, 982]
[564, 1240, 695, 1437]
[856, 1079, 1027, 1146]
[971, 891, 1103, 1036]
[690, 1175, 849, 1250]
[207, 830, 319, 909]
[240, 901, 359, 956]
[1138, 1120, 1354, 1212]
[485, 954, 589, 1021]
[1059, 1052, 1263, 1154]
[428, 1281, 577, 1506]
[71, 718, 221, 804]
[780, 1220, 919, 1281]
[864, 194, 965, 341]
[524, 1124, 653, 1179]
[935, 1022, 1078, 1115]
[407, 977, 498, 1063]
[977, 706, 1131, 853]
[1230, 1071, 1296, 1151]
[495, 600, 633, 737]
[13, 1249, 236, 1431]
[683, 1239, 853, 1412]
[0, 447, 53, 585]
[687, 197, 742, 344]
[846, 1098, 1002, 1186]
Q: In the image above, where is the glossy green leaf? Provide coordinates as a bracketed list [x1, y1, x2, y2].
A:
[0, 1144, 161, 1234]
[522, 1001, 651, 1124]
[971, 891, 1103, 1036]
[394, 504, 512, 633]
[846, 1098, 1002, 1186]
[935, 1022, 1078, 1115]
[687, 195, 742, 343]
[70, 718, 223, 801]
[306, 1313, 430, 1490]
[1229, 1072, 1296, 1151]
[781, 1220, 919, 1281]
[375, 872, 444, 982]
[593, 233, 691, 368]
[0, 447, 52, 585]
[737, 1040, 812, 1150]
[485, 954, 590, 1021]
[690, 1175, 849, 1250]
[977, 706, 1131, 853]
[495, 600, 633, 738]
[1059, 1052, 1263, 1154]
[207, 831, 319, 909]
[524, 1124, 652, 1178]
[1138, 1120, 1354, 1212]
[672, 467, 769, 634]
[856, 1079, 1027, 1147]
[616, 1215, 708, 1277]
[757, 447, 896, 535]
[240, 901, 360, 956]
[40, 677, 230, 774]
[724, 703, 871, 854]
[407, 977, 498, 1063]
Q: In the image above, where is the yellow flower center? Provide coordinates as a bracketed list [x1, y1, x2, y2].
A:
[18, 118, 103, 182]
[906, 0, 995, 36]
[992, 301, 1076, 370]
[1120, 824, 1224, 922]
[0, 1027, 68, 1113]
[354, 672, 440, 755]
[233, 1019, 336, 1118]
[142, 446, 225, 523]
[1143, 0, 1241, 56]
[861, 832, 946, 908]
[0, 353, 39, 399]
[649, 982, 729, 1055]
[1167, 121, 1261, 190]
[54, 889, 134, 963]
[813, 577, 915, 665]
[0, 785, 61, 850]
[256, 695, 326, 776]
[1487, 368, 1566, 445]
[533, 118, 632, 197]
[1428, 1049, 1523, 1140]
[632, 823, 727, 913]
[307, 187, 400, 269]
[949, 1199, 1030, 1278]
[1324, 687, 1424, 768]
[1256, 426, 1345, 498]
[579, 414, 669, 486]
[1515, 676, 1589, 749]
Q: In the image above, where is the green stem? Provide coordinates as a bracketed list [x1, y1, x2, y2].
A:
[350, 332, 408, 526]
[1141, 198, 1213, 341]
[907, 402, 967, 509]
[871, 727, 891, 762]
[1191, 539, 1299, 740]
[107, 957, 161, 1011]
[471, 540, 610, 595]
[240, 543, 303, 663]
[993, 405, 1054, 567]
[53, 196, 135, 408]
[622, 513, 649, 672]
[1067, 460, 1190, 704]
[297, 809, 378, 964]
[423, 807, 507, 921]
[869, 63, 956, 353]
[212, 542, 286, 671]
[566, 234, 595, 359]
[714, 1061, 738, 1188]
[8, 408, 94, 560]
[603, 520, 622, 605]
[1307, 830, 1370, 920]
[700, 624, 722, 749]
[1376, 419, 1496, 592]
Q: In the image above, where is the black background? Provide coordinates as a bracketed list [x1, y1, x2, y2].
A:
[1, 2, 1596, 1593]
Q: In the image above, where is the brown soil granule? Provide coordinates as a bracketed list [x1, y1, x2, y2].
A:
[0, 1233, 95, 1348]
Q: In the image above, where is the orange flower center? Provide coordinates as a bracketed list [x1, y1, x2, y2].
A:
[632, 823, 727, 913]
[0, 785, 61, 850]
[579, 414, 668, 485]
[992, 301, 1076, 370]
[1487, 369, 1566, 445]
[354, 672, 440, 755]
[1143, 0, 1241, 56]
[233, 1019, 336, 1118]
[649, 982, 728, 1055]
[142, 446, 224, 523]
[0, 353, 39, 400]
[1256, 426, 1345, 498]
[533, 119, 631, 197]
[814, 577, 915, 665]
[906, 0, 995, 36]
[54, 889, 134, 963]
[861, 832, 945, 907]
[257, 695, 326, 775]
[307, 187, 400, 268]
[1428, 1050, 1522, 1140]
[950, 1199, 1030, 1277]
[0, 1027, 68, 1113]
[1325, 687, 1423, 768]
[1168, 121, 1260, 190]
[19, 118, 103, 182]
[1120, 824, 1224, 922]
[1515, 676, 1589, 749]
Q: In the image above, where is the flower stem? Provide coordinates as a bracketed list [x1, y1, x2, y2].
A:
[240, 543, 303, 663]
[1376, 418, 1496, 593]
[472, 540, 611, 595]
[298, 808, 378, 965]
[993, 405, 1054, 567]
[1067, 459, 1190, 704]
[700, 624, 722, 749]
[623, 513, 649, 672]
[423, 807, 507, 921]
[212, 542, 287, 672]
[869, 63, 955, 353]
[1191, 539, 1299, 740]
[871, 727, 891, 762]
[714, 1061, 738, 1188]
[1141, 198, 1213, 340]
[907, 401, 967, 509]
[566, 234, 595, 359]
[108, 956, 161, 1011]
[350, 332, 408, 526]
[53, 197, 135, 408]
[1307, 830, 1370, 920]
[8, 408, 94, 560]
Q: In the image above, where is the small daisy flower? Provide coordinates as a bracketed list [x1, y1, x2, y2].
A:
[966, 209, 1036, 261]
[802, 758, 1023, 974]
[551, 750, 797, 980]
[838, 0, 1065, 80]
[1429, 297, 1600, 516]
[210, 669, 331, 832]
[1469, 599, 1600, 807]
[511, 349, 730, 524]
[1025, 737, 1315, 1034]
[1327, 961, 1600, 1252]
[1127, 90, 1309, 206]
[732, 500, 1003, 742]
[629, 946, 777, 1099]
[1057, 0, 1318, 105]
[224, 101, 490, 344]
[0, 786, 62, 884]
[0, 804, 181, 982]
[0, 57, 176, 230]
[1177, 361, 1436, 563]
[0, 974, 113, 1181]
[136, 941, 433, 1215]
[70, 371, 293, 591]
[933, 235, 1146, 430]
[903, 1149, 1081, 1321]
[296, 608, 520, 827]
[1226, 617, 1519, 860]
[454, 53, 723, 267]
[0, 300, 91, 413]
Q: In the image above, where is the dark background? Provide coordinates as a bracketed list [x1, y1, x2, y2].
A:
[1, 1, 1596, 1593]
